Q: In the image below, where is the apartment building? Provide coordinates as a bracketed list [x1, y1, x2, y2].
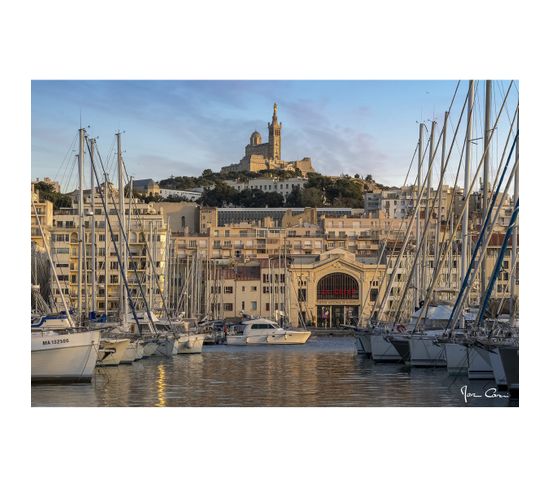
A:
[48, 183, 168, 315]
[31, 183, 54, 252]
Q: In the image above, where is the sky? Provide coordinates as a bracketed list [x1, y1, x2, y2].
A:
[31, 80, 518, 191]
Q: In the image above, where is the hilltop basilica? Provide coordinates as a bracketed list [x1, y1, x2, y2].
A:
[220, 103, 316, 175]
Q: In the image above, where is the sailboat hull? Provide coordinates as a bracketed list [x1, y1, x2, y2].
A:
[31, 330, 101, 382]
[355, 332, 372, 357]
[371, 333, 402, 362]
[142, 340, 159, 357]
[120, 340, 139, 363]
[487, 347, 507, 389]
[153, 336, 177, 356]
[177, 334, 205, 353]
[498, 345, 519, 393]
[468, 346, 494, 380]
[97, 338, 130, 366]
[444, 342, 468, 375]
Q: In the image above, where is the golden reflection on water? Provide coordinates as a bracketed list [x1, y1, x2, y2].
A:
[155, 363, 166, 407]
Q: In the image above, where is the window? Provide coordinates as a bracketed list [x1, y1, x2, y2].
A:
[241, 301, 245, 310]
[298, 288, 307, 302]
[224, 286, 233, 294]
[317, 273, 359, 300]
[265, 303, 270, 312]
[251, 322, 276, 330]
[223, 303, 233, 311]
[370, 288, 379, 302]
[251, 301, 257, 311]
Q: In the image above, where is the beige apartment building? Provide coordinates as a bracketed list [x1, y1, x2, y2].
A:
[31, 183, 54, 252]
[48, 183, 168, 315]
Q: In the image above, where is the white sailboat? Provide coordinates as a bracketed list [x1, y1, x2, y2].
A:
[31, 128, 102, 382]
[32, 329, 102, 382]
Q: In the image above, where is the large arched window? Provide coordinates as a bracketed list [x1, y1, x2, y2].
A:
[317, 273, 359, 300]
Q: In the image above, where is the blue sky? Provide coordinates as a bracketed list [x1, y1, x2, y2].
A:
[31, 80, 518, 191]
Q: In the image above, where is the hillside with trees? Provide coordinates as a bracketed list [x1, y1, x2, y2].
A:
[154, 168, 388, 208]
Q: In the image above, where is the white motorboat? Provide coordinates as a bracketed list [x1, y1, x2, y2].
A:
[97, 337, 130, 367]
[31, 329, 101, 382]
[226, 318, 311, 346]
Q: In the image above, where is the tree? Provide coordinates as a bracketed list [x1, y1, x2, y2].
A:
[301, 187, 325, 207]
[305, 172, 332, 192]
[285, 187, 303, 207]
[198, 182, 238, 207]
[34, 182, 72, 210]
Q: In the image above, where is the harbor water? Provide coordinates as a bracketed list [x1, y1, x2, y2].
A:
[31, 336, 517, 407]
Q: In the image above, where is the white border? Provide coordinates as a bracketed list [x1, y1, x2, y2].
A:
[3, 0, 545, 486]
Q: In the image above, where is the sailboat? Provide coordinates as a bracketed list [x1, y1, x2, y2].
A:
[31, 129, 101, 382]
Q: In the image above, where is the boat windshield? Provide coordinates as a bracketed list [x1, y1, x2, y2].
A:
[250, 323, 277, 330]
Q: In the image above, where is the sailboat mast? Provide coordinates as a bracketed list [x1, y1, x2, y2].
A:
[126, 176, 132, 317]
[90, 138, 97, 314]
[415, 123, 424, 308]
[461, 81, 474, 305]
[77, 128, 85, 324]
[116, 132, 127, 327]
[435, 112, 448, 265]
[481, 80, 492, 297]
[424, 120, 436, 300]
[510, 117, 519, 324]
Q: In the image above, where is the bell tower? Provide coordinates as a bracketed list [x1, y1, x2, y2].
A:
[268, 102, 282, 160]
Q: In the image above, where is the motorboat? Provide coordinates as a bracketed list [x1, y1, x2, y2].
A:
[226, 318, 311, 346]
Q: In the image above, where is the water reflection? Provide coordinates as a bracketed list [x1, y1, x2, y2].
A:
[31, 337, 517, 407]
[156, 364, 166, 407]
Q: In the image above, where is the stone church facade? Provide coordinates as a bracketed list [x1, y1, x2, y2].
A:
[220, 103, 316, 175]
